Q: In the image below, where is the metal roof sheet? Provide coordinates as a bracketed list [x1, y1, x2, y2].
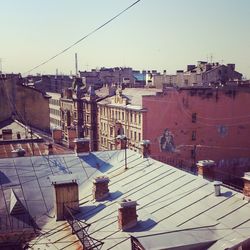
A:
[1, 150, 250, 249]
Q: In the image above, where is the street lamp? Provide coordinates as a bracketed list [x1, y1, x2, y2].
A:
[116, 134, 128, 170]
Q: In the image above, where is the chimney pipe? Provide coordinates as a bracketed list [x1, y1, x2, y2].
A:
[214, 181, 222, 196]
[118, 199, 138, 231]
[140, 140, 151, 158]
[92, 176, 110, 201]
[197, 160, 215, 180]
[242, 172, 250, 201]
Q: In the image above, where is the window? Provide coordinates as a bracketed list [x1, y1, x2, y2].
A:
[134, 113, 137, 124]
[192, 113, 197, 123]
[122, 112, 124, 121]
[110, 127, 114, 137]
[138, 132, 141, 142]
[138, 114, 141, 125]
[130, 113, 133, 123]
[134, 131, 137, 141]
[192, 131, 196, 141]
[130, 131, 133, 140]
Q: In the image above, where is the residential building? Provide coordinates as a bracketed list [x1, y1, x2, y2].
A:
[98, 87, 160, 151]
[79, 67, 135, 87]
[0, 75, 51, 132]
[151, 61, 243, 88]
[48, 92, 61, 130]
[1, 148, 250, 249]
[142, 86, 250, 186]
[60, 84, 109, 150]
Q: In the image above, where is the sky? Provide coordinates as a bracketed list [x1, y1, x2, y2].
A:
[1, 0, 250, 77]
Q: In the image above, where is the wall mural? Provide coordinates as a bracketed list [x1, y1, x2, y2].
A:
[159, 128, 176, 153]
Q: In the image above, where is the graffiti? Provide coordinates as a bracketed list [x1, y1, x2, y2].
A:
[217, 125, 228, 137]
[159, 128, 176, 153]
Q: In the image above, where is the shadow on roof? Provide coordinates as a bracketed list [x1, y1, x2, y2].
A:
[77, 203, 107, 221]
[126, 218, 157, 232]
[0, 171, 10, 185]
[221, 191, 233, 197]
[79, 153, 112, 173]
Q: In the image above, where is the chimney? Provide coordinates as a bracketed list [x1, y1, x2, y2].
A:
[74, 138, 90, 155]
[197, 160, 215, 180]
[116, 135, 127, 150]
[67, 127, 76, 149]
[52, 128, 62, 144]
[214, 181, 222, 196]
[242, 172, 250, 200]
[118, 199, 138, 231]
[92, 176, 110, 201]
[140, 140, 151, 158]
[50, 174, 79, 221]
[2, 129, 12, 140]
[46, 143, 53, 155]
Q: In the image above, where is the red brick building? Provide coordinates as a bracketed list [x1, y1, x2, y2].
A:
[143, 87, 250, 177]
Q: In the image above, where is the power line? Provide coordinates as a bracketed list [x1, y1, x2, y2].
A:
[24, 0, 141, 75]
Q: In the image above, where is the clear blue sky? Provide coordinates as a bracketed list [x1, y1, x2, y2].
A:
[1, 0, 250, 77]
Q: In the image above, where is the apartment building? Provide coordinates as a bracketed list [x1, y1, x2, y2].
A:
[151, 61, 243, 88]
[48, 92, 61, 130]
[98, 87, 159, 152]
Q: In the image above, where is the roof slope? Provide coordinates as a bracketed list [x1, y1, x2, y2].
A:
[0, 150, 250, 249]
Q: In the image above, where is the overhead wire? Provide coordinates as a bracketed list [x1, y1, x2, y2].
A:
[23, 0, 142, 75]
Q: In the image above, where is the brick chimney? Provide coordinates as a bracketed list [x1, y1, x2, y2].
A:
[74, 138, 90, 155]
[92, 176, 110, 201]
[140, 140, 151, 158]
[46, 143, 53, 155]
[50, 174, 79, 221]
[52, 128, 62, 144]
[67, 128, 76, 149]
[118, 199, 138, 231]
[197, 160, 215, 180]
[116, 135, 127, 150]
[242, 172, 250, 200]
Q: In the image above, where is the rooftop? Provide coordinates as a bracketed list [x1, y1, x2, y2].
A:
[0, 150, 250, 249]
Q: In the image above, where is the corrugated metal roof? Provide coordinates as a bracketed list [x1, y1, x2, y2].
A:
[0, 150, 250, 249]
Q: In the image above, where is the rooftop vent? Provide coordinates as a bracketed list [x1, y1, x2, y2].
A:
[214, 181, 222, 196]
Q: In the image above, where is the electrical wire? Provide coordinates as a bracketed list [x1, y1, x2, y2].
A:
[23, 0, 141, 75]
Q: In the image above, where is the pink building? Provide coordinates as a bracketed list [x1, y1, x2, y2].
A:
[143, 87, 250, 178]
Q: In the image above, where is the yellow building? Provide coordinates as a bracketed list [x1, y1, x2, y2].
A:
[98, 88, 159, 152]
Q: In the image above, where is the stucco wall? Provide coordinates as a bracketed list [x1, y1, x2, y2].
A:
[143, 88, 250, 172]
[0, 77, 50, 131]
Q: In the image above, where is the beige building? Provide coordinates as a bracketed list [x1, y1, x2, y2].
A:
[48, 92, 61, 130]
[98, 88, 159, 152]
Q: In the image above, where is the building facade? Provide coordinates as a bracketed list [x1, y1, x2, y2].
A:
[98, 88, 159, 152]
[48, 92, 61, 130]
[151, 61, 243, 89]
[142, 87, 250, 176]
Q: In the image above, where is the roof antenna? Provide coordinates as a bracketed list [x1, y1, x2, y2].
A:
[75, 53, 78, 76]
